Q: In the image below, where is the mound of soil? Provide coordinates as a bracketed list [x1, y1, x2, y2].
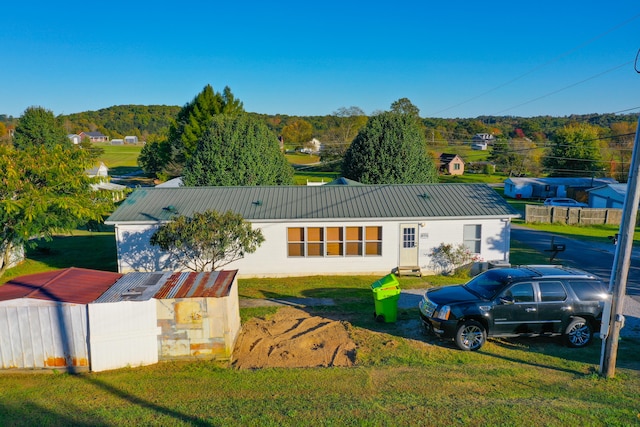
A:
[232, 307, 357, 369]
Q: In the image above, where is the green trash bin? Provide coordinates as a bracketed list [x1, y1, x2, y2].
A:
[371, 274, 401, 323]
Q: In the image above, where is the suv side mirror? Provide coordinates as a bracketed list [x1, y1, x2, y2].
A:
[499, 296, 514, 305]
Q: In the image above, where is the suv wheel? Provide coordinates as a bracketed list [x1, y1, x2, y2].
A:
[454, 320, 486, 351]
[564, 317, 593, 348]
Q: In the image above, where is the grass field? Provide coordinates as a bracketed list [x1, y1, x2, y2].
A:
[1, 223, 639, 424]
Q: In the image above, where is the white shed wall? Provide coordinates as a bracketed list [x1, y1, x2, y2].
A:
[0, 300, 89, 370]
[88, 300, 160, 372]
[115, 217, 511, 278]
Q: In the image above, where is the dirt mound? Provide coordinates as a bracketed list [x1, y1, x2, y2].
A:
[232, 307, 356, 369]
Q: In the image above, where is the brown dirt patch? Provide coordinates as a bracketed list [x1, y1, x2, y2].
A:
[232, 307, 357, 369]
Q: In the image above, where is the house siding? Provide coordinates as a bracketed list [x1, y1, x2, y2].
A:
[114, 217, 511, 277]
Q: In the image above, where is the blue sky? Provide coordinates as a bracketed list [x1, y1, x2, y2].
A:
[2, 1, 639, 119]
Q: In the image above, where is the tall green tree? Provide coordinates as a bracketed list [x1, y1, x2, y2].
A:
[150, 210, 265, 272]
[0, 144, 113, 277]
[13, 106, 71, 149]
[139, 85, 244, 177]
[341, 112, 437, 184]
[543, 123, 604, 177]
[182, 114, 294, 186]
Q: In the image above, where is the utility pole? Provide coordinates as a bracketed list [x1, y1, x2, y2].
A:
[600, 114, 640, 378]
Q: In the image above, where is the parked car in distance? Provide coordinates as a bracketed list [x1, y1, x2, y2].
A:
[543, 197, 588, 208]
[419, 265, 609, 351]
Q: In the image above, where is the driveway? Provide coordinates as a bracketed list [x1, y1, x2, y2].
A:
[511, 225, 640, 296]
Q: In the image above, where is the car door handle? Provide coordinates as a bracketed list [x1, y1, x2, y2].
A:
[525, 308, 537, 312]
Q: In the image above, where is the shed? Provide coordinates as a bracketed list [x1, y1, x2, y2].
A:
[94, 270, 240, 361]
[587, 184, 628, 209]
[0, 268, 122, 371]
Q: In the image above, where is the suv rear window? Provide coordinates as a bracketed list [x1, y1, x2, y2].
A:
[568, 280, 607, 301]
[539, 281, 567, 302]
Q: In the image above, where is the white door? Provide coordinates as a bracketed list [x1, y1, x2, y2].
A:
[399, 224, 419, 266]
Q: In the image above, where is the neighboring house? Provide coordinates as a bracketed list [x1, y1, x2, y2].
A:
[67, 134, 81, 145]
[471, 142, 487, 150]
[472, 133, 495, 145]
[307, 138, 323, 153]
[0, 268, 240, 372]
[503, 177, 618, 200]
[439, 153, 465, 175]
[79, 131, 109, 143]
[587, 184, 628, 209]
[124, 135, 138, 144]
[86, 161, 109, 180]
[111, 138, 124, 145]
[104, 184, 520, 278]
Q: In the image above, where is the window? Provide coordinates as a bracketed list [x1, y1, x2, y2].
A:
[504, 283, 534, 303]
[539, 281, 567, 302]
[288, 226, 382, 257]
[463, 224, 481, 253]
[454, 163, 461, 170]
[402, 227, 415, 249]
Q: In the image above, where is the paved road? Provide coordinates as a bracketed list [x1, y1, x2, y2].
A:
[511, 225, 640, 296]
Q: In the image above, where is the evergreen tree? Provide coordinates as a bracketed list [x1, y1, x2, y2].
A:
[543, 123, 603, 177]
[182, 114, 293, 186]
[342, 112, 437, 184]
[13, 106, 71, 149]
[139, 85, 244, 177]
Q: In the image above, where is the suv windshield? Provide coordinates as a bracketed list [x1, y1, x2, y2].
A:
[464, 268, 531, 299]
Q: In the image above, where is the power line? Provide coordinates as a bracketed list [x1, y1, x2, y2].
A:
[429, 13, 640, 116]
[495, 62, 633, 114]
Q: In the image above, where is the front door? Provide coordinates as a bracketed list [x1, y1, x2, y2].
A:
[399, 224, 419, 267]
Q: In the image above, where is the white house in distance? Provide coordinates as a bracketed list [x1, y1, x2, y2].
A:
[105, 183, 520, 277]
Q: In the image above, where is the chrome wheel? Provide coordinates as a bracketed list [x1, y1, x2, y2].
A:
[565, 317, 592, 348]
[455, 320, 486, 351]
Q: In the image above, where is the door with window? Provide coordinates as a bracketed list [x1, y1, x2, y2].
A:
[399, 224, 419, 267]
[492, 282, 538, 335]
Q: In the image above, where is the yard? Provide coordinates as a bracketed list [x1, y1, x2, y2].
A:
[1, 229, 639, 425]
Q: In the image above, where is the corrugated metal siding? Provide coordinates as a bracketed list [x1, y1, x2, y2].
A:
[105, 184, 520, 224]
[0, 301, 89, 370]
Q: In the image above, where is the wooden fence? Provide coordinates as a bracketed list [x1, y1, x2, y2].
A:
[525, 205, 623, 225]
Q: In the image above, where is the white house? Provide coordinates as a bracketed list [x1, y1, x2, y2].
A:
[124, 135, 138, 144]
[105, 184, 520, 278]
[67, 134, 81, 145]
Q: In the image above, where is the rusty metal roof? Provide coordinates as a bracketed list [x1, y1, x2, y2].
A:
[93, 270, 238, 303]
[0, 268, 123, 304]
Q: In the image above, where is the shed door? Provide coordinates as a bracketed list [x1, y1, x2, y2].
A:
[399, 224, 419, 266]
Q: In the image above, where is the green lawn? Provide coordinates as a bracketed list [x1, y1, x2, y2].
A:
[1, 225, 639, 425]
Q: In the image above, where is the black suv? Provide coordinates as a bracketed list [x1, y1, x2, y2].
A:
[419, 265, 609, 351]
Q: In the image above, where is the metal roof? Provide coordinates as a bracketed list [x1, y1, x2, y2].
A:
[105, 183, 520, 224]
[0, 268, 123, 304]
[93, 270, 238, 303]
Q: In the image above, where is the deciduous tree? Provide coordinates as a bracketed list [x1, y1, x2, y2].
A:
[12, 106, 71, 149]
[281, 119, 313, 144]
[182, 114, 293, 186]
[342, 112, 437, 184]
[0, 144, 113, 277]
[150, 210, 265, 272]
[543, 123, 604, 177]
